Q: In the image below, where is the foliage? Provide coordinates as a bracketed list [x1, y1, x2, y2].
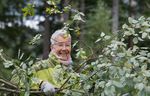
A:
[22, 4, 35, 16]
[69, 16, 150, 96]
[1, 16, 150, 96]
[83, 0, 112, 55]
[0, 0, 150, 96]
[0, 1, 86, 95]
[0, 34, 41, 96]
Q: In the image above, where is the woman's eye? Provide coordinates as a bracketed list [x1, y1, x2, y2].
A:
[58, 43, 63, 46]
[66, 44, 70, 47]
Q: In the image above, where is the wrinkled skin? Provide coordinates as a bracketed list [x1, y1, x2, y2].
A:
[51, 35, 72, 65]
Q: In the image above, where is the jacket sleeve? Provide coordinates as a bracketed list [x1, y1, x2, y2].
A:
[31, 67, 60, 89]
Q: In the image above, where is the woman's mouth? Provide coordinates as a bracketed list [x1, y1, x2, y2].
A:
[57, 51, 69, 61]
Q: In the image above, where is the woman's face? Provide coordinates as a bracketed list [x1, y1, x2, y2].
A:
[51, 35, 71, 62]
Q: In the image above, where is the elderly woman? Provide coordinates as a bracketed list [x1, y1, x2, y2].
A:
[50, 29, 72, 65]
[32, 28, 73, 95]
[10, 28, 77, 96]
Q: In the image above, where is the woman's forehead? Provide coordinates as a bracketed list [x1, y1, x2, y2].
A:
[56, 35, 71, 42]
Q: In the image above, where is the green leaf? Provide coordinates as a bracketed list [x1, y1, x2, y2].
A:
[104, 36, 111, 40]
[0, 49, 3, 55]
[22, 63, 27, 70]
[104, 86, 115, 96]
[138, 37, 144, 41]
[95, 38, 101, 43]
[141, 21, 150, 27]
[145, 86, 150, 93]
[98, 81, 106, 88]
[24, 91, 30, 96]
[76, 48, 87, 59]
[142, 32, 147, 38]
[138, 16, 145, 21]
[29, 34, 41, 45]
[101, 32, 105, 37]
[3, 60, 13, 68]
[20, 91, 25, 96]
[72, 41, 78, 48]
[73, 13, 85, 22]
[112, 80, 123, 88]
[137, 56, 147, 62]
[128, 17, 138, 24]
[122, 24, 128, 29]
[135, 83, 144, 91]
[106, 80, 112, 87]
[97, 63, 106, 69]
[133, 37, 138, 44]
[124, 31, 132, 36]
[145, 28, 150, 33]
[85, 85, 91, 90]
[22, 4, 35, 16]
[132, 45, 139, 52]
[117, 53, 125, 58]
[141, 65, 147, 71]
[138, 89, 145, 96]
[147, 53, 150, 57]
[79, 12, 85, 16]
[128, 28, 135, 34]
[139, 50, 148, 56]
[63, 5, 71, 12]
[143, 70, 150, 77]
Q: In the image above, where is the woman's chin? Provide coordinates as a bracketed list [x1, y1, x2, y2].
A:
[58, 55, 69, 61]
[59, 58, 68, 61]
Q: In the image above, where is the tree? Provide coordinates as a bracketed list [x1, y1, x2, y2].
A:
[0, 0, 40, 80]
[42, 1, 51, 59]
[1, 0, 150, 95]
[112, 0, 119, 34]
[83, 0, 111, 55]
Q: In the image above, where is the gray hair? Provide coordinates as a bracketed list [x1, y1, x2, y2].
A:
[50, 29, 71, 45]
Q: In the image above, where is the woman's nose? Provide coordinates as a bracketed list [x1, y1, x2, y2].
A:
[62, 44, 67, 50]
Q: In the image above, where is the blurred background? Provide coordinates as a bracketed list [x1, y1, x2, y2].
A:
[0, 0, 150, 80]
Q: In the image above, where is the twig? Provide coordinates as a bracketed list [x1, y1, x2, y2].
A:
[57, 51, 97, 92]
[58, 76, 71, 92]
[57, 54, 94, 91]
[74, 54, 94, 72]
[0, 87, 44, 94]
[30, 90, 44, 94]
[69, 89, 84, 94]
[0, 79, 17, 89]
[67, 0, 73, 4]
[145, 1, 150, 9]
[80, 40, 94, 55]
[0, 87, 20, 93]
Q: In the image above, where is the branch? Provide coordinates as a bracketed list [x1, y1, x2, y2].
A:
[0, 79, 17, 89]
[57, 55, 95, 91]
[0, 87, 20, 93]
[0, 79, 44, 94]
[69, 89, 84, 94]
[57, 52, 98, 92]
[67, 0, 73, 4]
[0, 87, 44, 94]
[80, 40, 94, 55]
[145, 1, 150, 9]
[74, 54, 95, 72]
[58, 76, 71, 92]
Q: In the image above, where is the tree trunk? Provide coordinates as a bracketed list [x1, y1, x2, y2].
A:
[42, 16, 50, 59]
[112, 0, 119, 34]
[129, 0, 137, 18]
[42, 1, 51, 59]
[79, 0, 85, 48]
[61, 0, 69, 22]
[128, 0, 137, 48]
